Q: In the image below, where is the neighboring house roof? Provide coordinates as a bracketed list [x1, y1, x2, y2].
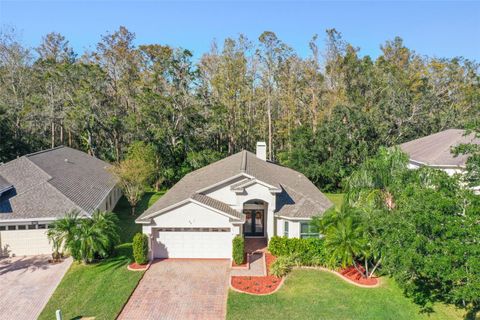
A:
[137, 150, 333, 222]
[399, 129, 479, 168]
[0, 146, 117, 221]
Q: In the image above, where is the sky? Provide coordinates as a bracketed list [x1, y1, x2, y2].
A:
[1, 1, 479, 61]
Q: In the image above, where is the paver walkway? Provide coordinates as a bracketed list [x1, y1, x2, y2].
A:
[118, 259, 230, 320]
[0, 255, 72, 320]
[230, 253, 265, 276]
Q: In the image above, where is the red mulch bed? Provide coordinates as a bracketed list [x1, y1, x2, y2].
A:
[128, 262, 149, 270]
[338, 266, 378, 286]
[231, 253, 282, 294]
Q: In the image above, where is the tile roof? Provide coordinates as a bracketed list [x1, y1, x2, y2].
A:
[138, 150, 333, 221]
[0, 146, 117, 221]
[399, 129, 479, 167]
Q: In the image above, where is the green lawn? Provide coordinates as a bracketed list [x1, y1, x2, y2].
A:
[227, 269, 465, 320]
[39, 191, 165, 320]
[325, 193, 345, 210]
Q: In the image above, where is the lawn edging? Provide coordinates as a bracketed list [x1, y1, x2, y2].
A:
[127, 261, 152, 271]
[296, 266, 381, 288]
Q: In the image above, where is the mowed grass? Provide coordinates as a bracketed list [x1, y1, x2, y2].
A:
[227, 269, 466, 320]
[325, 192, 345, 210]
[38, 191, 165, 320]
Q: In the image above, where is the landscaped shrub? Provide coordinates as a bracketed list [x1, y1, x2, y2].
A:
[268, 236, 327, 266]
[232, 235, 245, 265]
[270, 256, 294, 277]
[132, 233, 149, 265]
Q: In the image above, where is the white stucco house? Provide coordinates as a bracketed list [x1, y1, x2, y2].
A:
[136, 142, 333, 260]
[399, 129, 480, 193]
[0, 147, 122, 257]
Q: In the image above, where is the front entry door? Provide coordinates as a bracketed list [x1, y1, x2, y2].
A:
[243, 210, 264, 236]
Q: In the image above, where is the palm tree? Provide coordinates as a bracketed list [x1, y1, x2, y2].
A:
[47, 210, 119, 264]
[345, 147, 409, 211]
[47, 210, 80, 260]
[75, 211, 120, 264]
[320, 205, 381, 278]
[324, 209, 365, 269]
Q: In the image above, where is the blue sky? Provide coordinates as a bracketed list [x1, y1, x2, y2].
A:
[1, 1, 479, 61]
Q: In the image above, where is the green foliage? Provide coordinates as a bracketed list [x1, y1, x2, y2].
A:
[111, 145, 156, 215]
[268, 236, 327, 266]
[48, 210, 120, 264]
[132, 233, 149, 265]
[2, 27, 478, 192]
[270, 256, 294, 277]
[340, 146, 480, 313]
[232, 235, 245, 265]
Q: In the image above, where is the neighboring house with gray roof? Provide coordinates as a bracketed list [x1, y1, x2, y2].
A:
[137, 142, 333, 260]
[399, 129, 479, 174]
[399, 129, 480, 194]
[0, 146, 122, 257]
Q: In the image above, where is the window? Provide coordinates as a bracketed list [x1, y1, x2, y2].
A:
[7, 225, 16, 231]
[17, 225, 26, 230]
[37, 224, 46, 229]
[28, 224, 36, 230]
[284, 221, 289, 237]
[0, 226, 5, 231]
[300, 222, 320, 239]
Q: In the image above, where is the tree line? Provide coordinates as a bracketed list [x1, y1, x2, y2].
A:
[1, 26, 478, 191]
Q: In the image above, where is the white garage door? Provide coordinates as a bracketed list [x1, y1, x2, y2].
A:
[153, 227, 232, 259]
[0, 228, 52, 257]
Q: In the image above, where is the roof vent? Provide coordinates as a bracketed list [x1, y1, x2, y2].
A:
[64, 158, 69, 163]
[256, 141, 267, 161]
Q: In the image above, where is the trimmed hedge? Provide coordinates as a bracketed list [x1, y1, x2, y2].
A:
[132, 233, 149, 265]
[232, 235, 245, 265]
[268, 236, 327, 266]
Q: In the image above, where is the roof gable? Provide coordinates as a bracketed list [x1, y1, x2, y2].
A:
[138, 150, 333, 221]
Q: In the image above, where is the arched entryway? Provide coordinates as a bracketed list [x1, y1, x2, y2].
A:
[243, 199, 268, 237]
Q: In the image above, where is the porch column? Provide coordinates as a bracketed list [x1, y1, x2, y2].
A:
[267, 208, 275, 240]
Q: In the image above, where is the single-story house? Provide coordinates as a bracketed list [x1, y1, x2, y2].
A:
[399, 128, 480, 193]
[136, 142, 333, 260]
[0, 146, 121, 257]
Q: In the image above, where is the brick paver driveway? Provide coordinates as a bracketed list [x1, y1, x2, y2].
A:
[0, 255, 72, 320]
[119, 259, 230, 320]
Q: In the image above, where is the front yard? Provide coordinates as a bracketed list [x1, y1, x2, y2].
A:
[227, 269, 466, 320]
[38, 191, 164, 320]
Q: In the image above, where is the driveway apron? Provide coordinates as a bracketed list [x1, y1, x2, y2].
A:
[119, 259, 230, 320]
[0, 255, 72, 320]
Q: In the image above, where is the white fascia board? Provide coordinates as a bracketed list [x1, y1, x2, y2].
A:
[137, 198, 191, 221]
[232, 177, 281, 193]
[275, 215, 313, 221]
[0, 217, 57, 224]
[135, 198, 244, 224]
[409, 159, 465, 169]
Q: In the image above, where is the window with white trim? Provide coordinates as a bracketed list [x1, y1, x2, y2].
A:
[300, 222, 320, 239]
[284, 221, 289, 237]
